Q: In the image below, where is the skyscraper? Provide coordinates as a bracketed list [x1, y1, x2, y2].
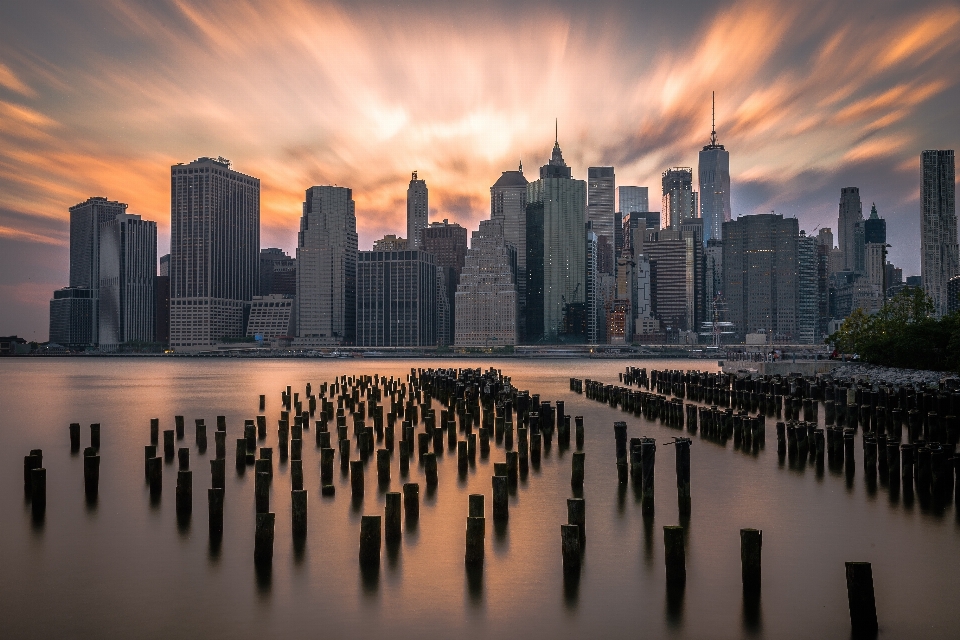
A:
[49, 287, 96, 348]
[723, 214, 800, 342]
[698, 94, 731, 243]
[169, 157, 260, 349]
[259, 248, 297, 297]
[638, 228, 704, 336]
[454, 220, 518, 346]
[491, 165, 529, 338]
[797, 231, 820, 344]
[618, 186, 649, 216]
[98, 213, 157, 349]
[421, 219, 468, 344]
[661, 168, 697, 231]
[838, 187, 864, 274]
[356, 249, 437, 347]
[921, 150, 957, 317]
[68, 196, 128, 343]
[407, 171, 429, 249]
[587, 166, 616, 270]
[525, 134, 587, 343]
[296, 186, 357, 345]
[864, 204, 886, 244]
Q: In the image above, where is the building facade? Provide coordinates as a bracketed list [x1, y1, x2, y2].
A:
[797, 232, 820, 344]
[246, 295, 294, 342]
[49, 287, 96, 348]
[454, 220, 517, 346]
[723, 214, 800, 343]
[587, 166, 616, 269]
[921, 150, 958, 317]
[698, 122, 731, 243]
[618, 186, 649, 216]
[296, 186, 357, 345]
[491, 167, 529, 340]
[838, 187, 864, 274]
[169, 157, 260, 349]
[407, 171, 429, 249]
[422, 219, 468, 344]
[260, 248, 297, 297]
[638, 227, 704, 336]
[356, 249, 437, 347]
[98, 213, 157, 349]
[372, 235, 408, 251]
[661, 168, 697, 231]
[525, 138, 587, 343]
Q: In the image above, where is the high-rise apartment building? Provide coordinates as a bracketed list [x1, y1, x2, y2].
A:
[169, 157, 260, 349]
[525, 136, 587, 343]
[838, 187, 864, 274]
[618, 186, 649, 216]
[68, 196, 128, 344]
[157, 253, 170, 344]
[259, 248, 297, 297]
[356, 249, 437, 347]
[491, 166, 529, 339]
[422, 220, 468, 343]
[587, 167, 616, 271]
[585, 230, 600, 344]
[636, 227, 704, 335]
[98, 213, 157, 349]
[296, 186, 357, 345]
[797, 232, 820, 344]
[454, 220, 518, 346]
[49, 287, 96, 348]
[723, 214, 801, 342]
[698, 96, 731, 243]
[921, 150, 957, 317]
[407, 171, 429, 249]
[661, 168, 697, 231]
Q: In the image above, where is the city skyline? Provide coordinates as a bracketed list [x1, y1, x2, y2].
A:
[1, 0, 959, 338]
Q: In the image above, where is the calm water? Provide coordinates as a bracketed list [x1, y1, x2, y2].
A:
[1, 358, 959, 639]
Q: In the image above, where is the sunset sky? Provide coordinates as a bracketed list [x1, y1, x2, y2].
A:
[1, 0, 958, 340]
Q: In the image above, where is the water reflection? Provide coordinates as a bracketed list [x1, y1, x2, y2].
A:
[465, 563, 483, 606]
[665, 581, 685, 627]
[741, 588, 762, 635]
[360, 562, 380, 596]
[562, 564, 580, 609]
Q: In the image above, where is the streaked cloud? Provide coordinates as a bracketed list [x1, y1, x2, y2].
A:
[0, 0, 958, 338]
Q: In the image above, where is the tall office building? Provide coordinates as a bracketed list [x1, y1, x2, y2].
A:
[618, 186, 649, 216]
[68, 196, 128, 344]
[797, 232, 820, 344]
[585, 231, 600, 344]
[704, 239, 723, 309]
[698, 95, 731, 243]
[838, 187, 864, 274]
[525, 135, 587, 343]
[637, 227, 704, 336]
[246, 295, 294, 342]
[260, 248, 297, 297]
[921, 150, 957, 317]
[169, 157, 260, 349]
[454, 220, 518, 346]
[864, 204, 886, 244]
[49, 287, 96, 348]
[661, 168, 697, 231]
[587, 167, 616, 271]
[296, 186, 357, 345]
[491, 165, 529, 339]
[98, 213, 157, 349]
[156, 254, 170, 344]
[422, 220, 468, 343]
[407, 171, 429, 249]
[948, 275, 960, 314]
[723, 214, 801, 342]
[356, 249, 437, 347]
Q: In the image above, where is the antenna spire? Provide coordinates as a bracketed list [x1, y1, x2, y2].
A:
[710, 91, 718, 146]
[555, 118, 558, 145]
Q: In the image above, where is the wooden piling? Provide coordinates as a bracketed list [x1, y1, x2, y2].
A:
[506, 451, 518, 485]
[83, 447, 100, 498]
[403, 482, 419, 519]
[423, 452, 438, 486]
[208, 488, 224, 537]
[148, 457, 162, 495]
[492, 475, 508, 520]
[845, 562, 879, 637]
[465, 516, 485, 564]
[458, 441, 468, 475]
[235, 438, 246, 469]
[254, 512, 275, 565]
[675, 438, 691, 516]
[210, 458, 226, 489]
[561, 524, 581, 571]
[575, 416, 584, 450]
[359, 515, 382, 567]
[163, 430, 175, 459]
[377, 448, 390, 485]
[176, 470, 192, 515]
[175, 416, 184, 440]
[571, 451, 585, 488]
[740, 528, 762, 590]
[663, 525, 686, 584]
[292, 489, 308, 536]
[385, 491, 402, 541]
[567, 498, 586, 547]
[31, 467, 46, 515]
[351, 460, 365, 498]
[178, 447, 190, 471]
[255, 471, 270, 513]
[291, 459, 304, 491]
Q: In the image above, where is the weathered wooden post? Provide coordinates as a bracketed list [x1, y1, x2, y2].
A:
[641, 438, 656, 512]
[175, 416, 184, 440]
[575, 416, 584, 450]
[385, 492, 402, 541]
[208, 487, 224, 538]
[571, 451, 585, 488]
[740, 528, 762, 590]
[567, 498, 586, 547]
[845, 562, 879, 637]
[339, 439, 351, 472]
[148, 457, 162, 496]
[424, 452, 438, 486]
[675, 438, 691, 516]
[465, 516, 485, 564]
[176, 469, 192, 515]
[254, 512, 275, 566]
[458, 441, 468, 475]
[359, 515, 382, 568]
[292, 489, 308, 536]
[377, 448, 390, 485]
[351, 460, 365, 499]
[561, 524, 581, 571]
[291, 459, 304, 491]
[196, 420, 207, 450]
[208, 457, 225, 490]
[492, 475, 508, 521]
[31, 467, 46, 516]
[506, 450, 518, 485]
[80, 447, 99, 499]
[663, 525, 686, 585]
[403, 482, 419, 519]
[178, 447, 190, 471]
[235, 438, 246, 470]
[255, 471, 270, 513]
